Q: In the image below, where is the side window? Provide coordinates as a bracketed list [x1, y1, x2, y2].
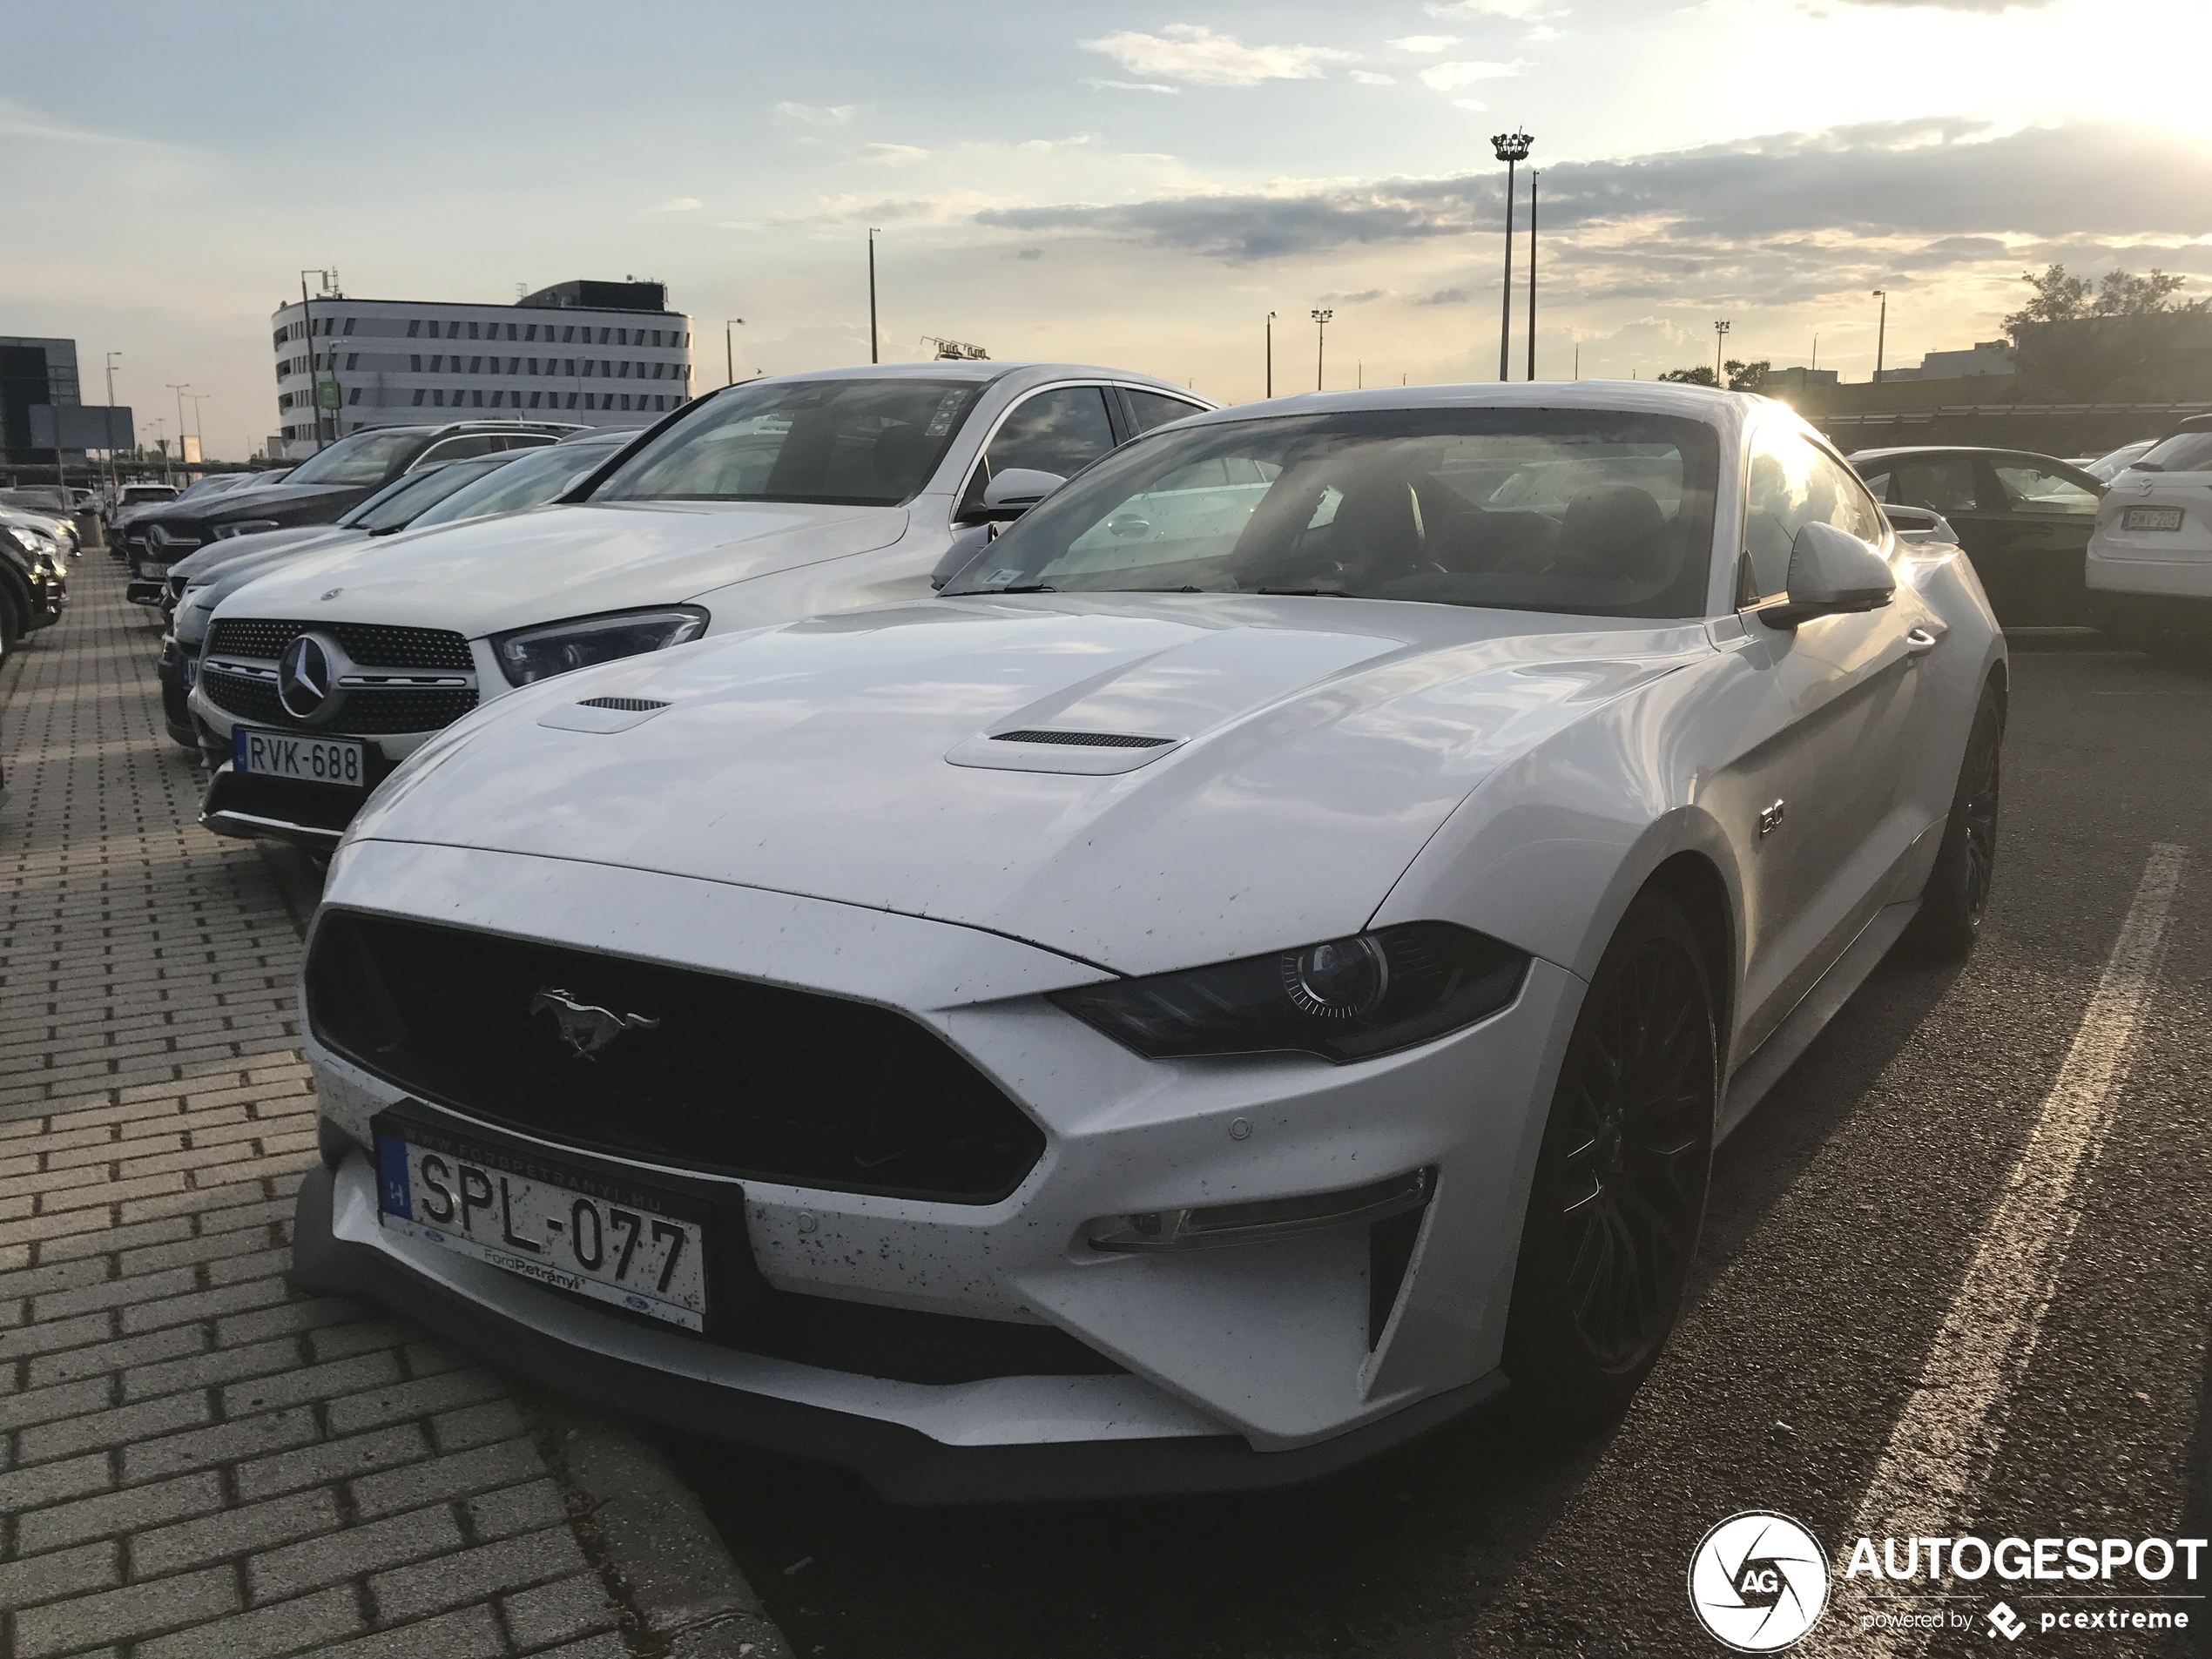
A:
[1992, 463, 2098, 516]
[1892, 458, 1981, 515]
[1741, 428, 1885, 604]
[1123, 388, 1208, 435]
[412, 435, 499, 468]
[957, 386, 1117, 518]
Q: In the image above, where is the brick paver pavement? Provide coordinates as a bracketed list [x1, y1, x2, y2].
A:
[0, 560, 641, 1657]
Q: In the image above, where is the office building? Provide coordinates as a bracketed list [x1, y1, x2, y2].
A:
[273, 280, 693, 455]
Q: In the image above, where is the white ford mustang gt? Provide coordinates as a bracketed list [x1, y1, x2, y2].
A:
[292, 383, 2005, 1502]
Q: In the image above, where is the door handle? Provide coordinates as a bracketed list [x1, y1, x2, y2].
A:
[1905, 626, 1944, 655]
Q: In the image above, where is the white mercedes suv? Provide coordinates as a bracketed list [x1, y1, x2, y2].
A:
[2087, 420, 2212, 653]
[189, 362, 1216, 847]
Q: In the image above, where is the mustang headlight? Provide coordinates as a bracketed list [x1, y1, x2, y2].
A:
[1054, 921, 1529, 1063]
[212, 520, 280, 540]
[492, 605, 709, 686]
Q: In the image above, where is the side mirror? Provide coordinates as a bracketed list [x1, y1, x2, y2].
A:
[975, 468, 1067, 521]
[1759, 521, 1895, 628]
[931, 521, 998, 591]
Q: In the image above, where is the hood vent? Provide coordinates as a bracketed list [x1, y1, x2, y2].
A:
[579, 696, 670, 712]
[537, 694, 676, 734]
[992, 729, 1174, 749]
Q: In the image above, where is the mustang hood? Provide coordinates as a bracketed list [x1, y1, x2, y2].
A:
[214, 501, 907, 640]
[348, 596, 1709, 974]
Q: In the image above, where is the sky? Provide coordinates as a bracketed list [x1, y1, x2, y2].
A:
[5, 0, 2210, 461]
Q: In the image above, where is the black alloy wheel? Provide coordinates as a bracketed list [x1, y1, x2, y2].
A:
[1902, 683, 2002, 961]
[1504, 890, 1716, 1425]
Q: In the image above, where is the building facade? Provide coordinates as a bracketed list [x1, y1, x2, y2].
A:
[1, 336, 82, 465]
[272, 280, 692, 455]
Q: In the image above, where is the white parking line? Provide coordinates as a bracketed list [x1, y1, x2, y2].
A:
[1811, 843, 2188, 1656]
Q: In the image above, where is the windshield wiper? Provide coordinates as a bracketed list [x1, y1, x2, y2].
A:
[992, 583, 1057, 593]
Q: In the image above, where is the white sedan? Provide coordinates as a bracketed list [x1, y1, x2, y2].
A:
[188, 363, 1214, 848]
[2087, 422, 2212, 652]
[291, 382, 2005, 1501]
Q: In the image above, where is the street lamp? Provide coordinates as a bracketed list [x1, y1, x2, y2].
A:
[1491, 129, 1532, 382]
[1265, 311, 1276, 399]
[1526, 170, 1539, 381]
[867, 228, 882, 365]
[167, 383, 190, 475]
[725, 319, 745, 388]
[1311, 309, 1333, 391]
[1871, 290, 1888, 384]
[105, 351, 122, 495]
[1713, 320, 1730, 386]
[184, 393, 210, 465]
[300, 269, 338, 447]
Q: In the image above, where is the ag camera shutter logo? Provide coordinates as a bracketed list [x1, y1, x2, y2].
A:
[1689, 1512, 1831, 1651]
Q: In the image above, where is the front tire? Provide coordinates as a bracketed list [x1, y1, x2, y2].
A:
[1502, 889, 1717, 1426]
[1902, 683, 2001, 961]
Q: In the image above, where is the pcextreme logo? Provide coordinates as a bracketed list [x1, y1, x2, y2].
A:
[1689, 1512, 1831, 1652]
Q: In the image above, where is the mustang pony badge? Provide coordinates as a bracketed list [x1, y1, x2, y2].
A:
[529, 988, 661, 1059]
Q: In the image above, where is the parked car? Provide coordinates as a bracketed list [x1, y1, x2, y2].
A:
[191, 363, 1215, 846]
[287, 381, 2005, 1501]
[0, 523, 68, 665]
[2086, 425, 2212, 654]
[105, 482, 183, 560]
[0, 503, 78, 563]
[1878, 503, 1959, 547]
[1847, 446, 2104, 626]
[0, 485, 74, 516]
[158, 431, 640, 747]
[2083, 440, 2157, 482]
[120, 421, 576, 608]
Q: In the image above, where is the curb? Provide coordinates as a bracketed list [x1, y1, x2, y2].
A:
[253, 836, 793, 1659]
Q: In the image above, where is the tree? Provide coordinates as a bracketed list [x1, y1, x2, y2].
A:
[1724, 358, 1770, 393]
[1657, 365, 1717, 386]
[2004, 265, 2212, 399]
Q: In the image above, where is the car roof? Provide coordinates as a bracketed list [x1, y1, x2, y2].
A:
[754, 361, 1216, 400]
[1160, 378, 1770, 433]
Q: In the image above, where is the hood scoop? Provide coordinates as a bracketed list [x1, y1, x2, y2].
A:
[536, 694, 674, 734]
[951, 726, 1187, 775]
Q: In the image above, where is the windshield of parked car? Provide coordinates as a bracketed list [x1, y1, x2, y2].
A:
[2134, 432, 2212, 474]
[409, 437, 628, 528]
[943, 408, 1722, 619]
[341, 456, 512, 532]
[281, 428, 426, 488]
[590, 376, 985, 507]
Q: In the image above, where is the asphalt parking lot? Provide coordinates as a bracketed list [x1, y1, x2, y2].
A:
[671, 635, 2212, 1658]
[7, 562, 2208, 1659]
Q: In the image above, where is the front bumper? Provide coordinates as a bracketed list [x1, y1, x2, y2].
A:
[157, 636, 199, 746]
[297, 840, 1577, 1499]
[187, 680, 439, 845]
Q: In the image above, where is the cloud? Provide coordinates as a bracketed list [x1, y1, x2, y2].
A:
[1351, 70, 1398, 84]
[1415, 288, 1474, 306]
[860, 143, 928, 165]
[1082, 78, 1178, 93]
[1425, 0, 1563, 17]
[1419, 59, 1527, 91]
[1835, 0, 2054, 7]
[652, 197, 701, 212]
[1387, 34, 1459, 51]
[1079, 24, 1357, 86]
[1318, 288, 1386, 303]
[971, 118, 2212, 272]
[1454, 99, 1490, 111]
[1015, 248, 1044, 260]
[772, 101, 855, 126]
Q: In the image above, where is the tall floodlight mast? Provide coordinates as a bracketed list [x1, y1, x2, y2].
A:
[1490, 130, 1532, 381]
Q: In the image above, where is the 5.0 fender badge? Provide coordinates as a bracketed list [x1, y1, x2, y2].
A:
[529, 987, 661, 1059]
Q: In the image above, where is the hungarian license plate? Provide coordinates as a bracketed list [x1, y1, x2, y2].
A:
[179, 654, 198, 690]
[374, 1117, 712, 1330]
[233, 726, 366, 786]
[2122, 506, 2184, 533]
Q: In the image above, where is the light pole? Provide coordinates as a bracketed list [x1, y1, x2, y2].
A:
[1491, 129, 1532, 382]
[184, 393, 209, 466]
[1713, 320, 1730, 386]
[1311, 309, 1332, 391]
[867, 228, 881, 365]
[1526, 170, 1539, 381]
[1871, 290, 1887, 384]
[167, 383, 190, 474]
[725, 319, 745, 388]
[105, 351, 121, 495]
[1265, 311, 1275, 399]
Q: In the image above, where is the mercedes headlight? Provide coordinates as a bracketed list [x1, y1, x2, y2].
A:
[492, 605, 709, 686]
[1054, 921, 1529, 1063]
[212, 520, 280, 540]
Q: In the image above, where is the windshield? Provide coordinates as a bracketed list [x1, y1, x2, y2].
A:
[341, 456, 511, 531]
[591, 376, 984, 507]
[2135, 432, 2212, 474]
[944, 408, 1721, 619]
[282, 428, 427, 488]
[122, 487, 176, 502]
[411, 438, 626, 528]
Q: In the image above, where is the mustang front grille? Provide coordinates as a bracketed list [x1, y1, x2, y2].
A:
[206, 618, 475, 671]
[306, 913, 1047, 1204]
